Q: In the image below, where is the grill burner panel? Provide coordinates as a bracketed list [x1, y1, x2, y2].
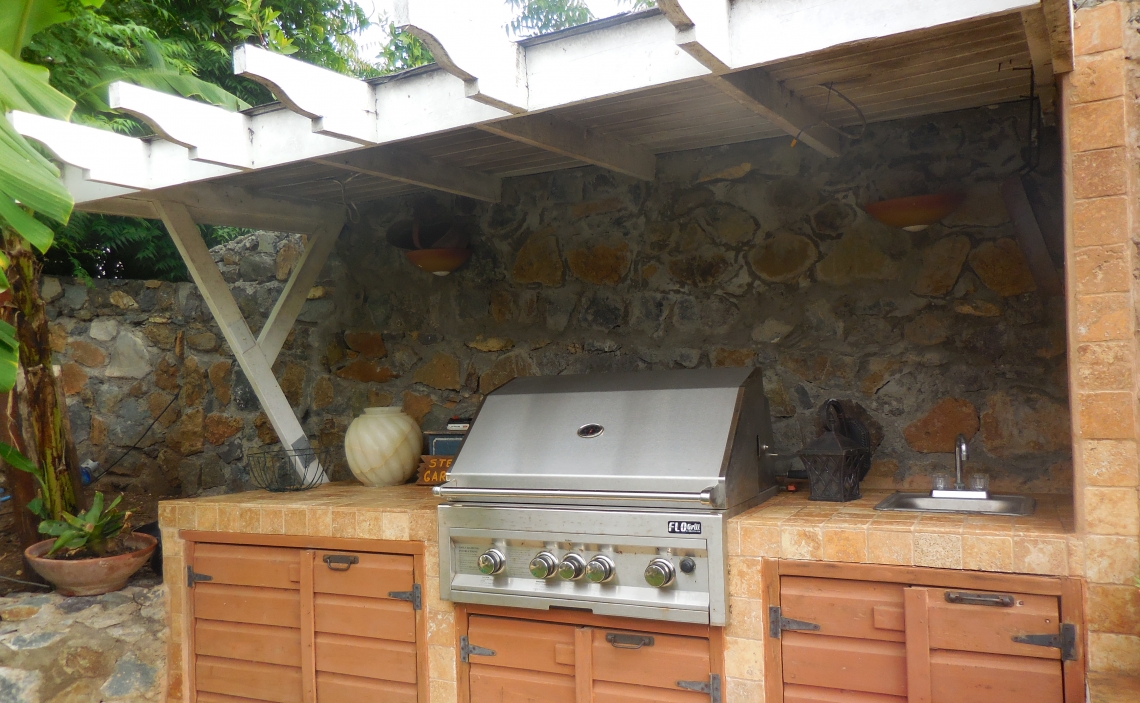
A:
[435, 368, 777, 626]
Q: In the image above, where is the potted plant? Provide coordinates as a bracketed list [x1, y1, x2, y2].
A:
[3, 443, 156, 596]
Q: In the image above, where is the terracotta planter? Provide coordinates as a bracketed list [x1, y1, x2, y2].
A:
[405, 248, 472, 276]
[862, 192, 966, 231]
[24, 532, 157, 596]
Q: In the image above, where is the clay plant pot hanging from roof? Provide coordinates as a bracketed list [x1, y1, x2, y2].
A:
[862, 192, 966, 231]
[388, 215, 473, 276]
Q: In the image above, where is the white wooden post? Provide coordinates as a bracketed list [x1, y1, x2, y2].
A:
[155, 200, 341, 483]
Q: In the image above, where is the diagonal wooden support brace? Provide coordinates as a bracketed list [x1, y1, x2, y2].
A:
[155, 200, 343, 481]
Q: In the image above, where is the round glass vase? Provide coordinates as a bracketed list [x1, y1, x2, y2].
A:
[344, 407, 423, 487]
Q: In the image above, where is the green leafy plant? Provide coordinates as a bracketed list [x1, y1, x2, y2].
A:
[38, 491, 129, 557]
[228, 0, 298, 54]
[0, 442, 130, 556]
[506, 0, 593, 37]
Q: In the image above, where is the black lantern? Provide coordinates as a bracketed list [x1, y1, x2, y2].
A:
[797, 400, 872, 502]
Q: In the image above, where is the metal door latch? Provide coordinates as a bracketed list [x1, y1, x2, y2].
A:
[323, 554, 359, 571]
[605, 633, 654, 649]
[460, 636, 496, 663]
[1013, 623, 1077, 661]
[186, 566, 212, 588]
[945, 591, 1015, 607]
[769, 606, 820, 638]
[388, 584, 422, 610]
[677, 675, 721, 703]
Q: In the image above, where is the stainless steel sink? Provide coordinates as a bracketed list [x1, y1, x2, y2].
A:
[874, 492, 1035, 516]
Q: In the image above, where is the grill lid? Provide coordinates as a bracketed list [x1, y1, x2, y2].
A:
[438, 368, 777, 511]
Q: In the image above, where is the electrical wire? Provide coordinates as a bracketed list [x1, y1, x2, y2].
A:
[0, 574, 50, 588]
[790, 82, 867, 147]
[88, 393, 179, 485]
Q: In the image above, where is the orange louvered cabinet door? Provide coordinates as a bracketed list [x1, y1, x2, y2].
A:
[904, 587, 1064, 703]
[191, 544, 305, 703]
[778, 576, 908, 703]
[310, 550, 419, 703]
[463, 615, 716, 703]
[775, 575, 1071, 703]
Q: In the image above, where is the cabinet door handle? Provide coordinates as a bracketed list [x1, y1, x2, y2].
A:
[323, 554, 359, 571]
[944, 590, 1015, 607]
[606, 633, 654, 649]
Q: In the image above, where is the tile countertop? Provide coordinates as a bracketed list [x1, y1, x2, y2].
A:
[727, 489, 1078, 577]
[160, 483, 1077, 577]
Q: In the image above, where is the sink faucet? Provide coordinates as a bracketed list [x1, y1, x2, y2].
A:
[954, 434, 968, 490]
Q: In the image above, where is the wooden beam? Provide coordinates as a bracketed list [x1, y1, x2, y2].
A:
[1001, 175, 1063, 296]
[658, 0, 733, 74]
[479, 113, 656, 181]
[1020, 8, 1057, 113]
[395, 0, 528, 113]
[234, 44, 377, 144]
[157, 183, 342, 233]
[258, 220, 343, 365]
[312, 148, 501, 202]
[713, 70, 844, 157]
[154, 201, 325, 482]
[1042, 0, 1073, 73]
[107, 82, 252, 169]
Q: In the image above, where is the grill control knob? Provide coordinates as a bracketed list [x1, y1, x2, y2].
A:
[529, 552, 558, 579]
[477, 548, 506, 575]
[644, 558, 676, 588]
[558, 553, 587, 580]
[585, 555, 616, 583]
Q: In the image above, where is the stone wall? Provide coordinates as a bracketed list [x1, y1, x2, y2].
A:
[50, 101, 1071, 500]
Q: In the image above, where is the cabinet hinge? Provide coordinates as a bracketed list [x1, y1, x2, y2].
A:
[459, 635, 496, 663]
[186, 566, 212, 588]
[768, 606, 820, 638]
[388, 584, 422, 610]
[677, 674, 721, 703]
[1012, 623, 1077, 661]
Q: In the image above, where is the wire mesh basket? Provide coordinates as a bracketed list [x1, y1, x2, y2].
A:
[247, 445, 349, 492]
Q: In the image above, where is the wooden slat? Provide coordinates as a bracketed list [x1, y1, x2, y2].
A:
[763, 558, 784, 703]
[783, 684, 906, 703]
[194, 544, 302, 590]
[470, 666, 576, 703]
[314, 592, 416, 642]
[576, 625, 593, 703]
[1059, 578, 1085, 703]
[316, 671, 418, 703]
[925, 588, 1062, 659]
[300, 550, 316, 703]
[311, 551, 413, 597]
[591, 629, 710, 690]
[929, 650, 1063, 703]
[199, 692, 276, 703]
[314, 632, 417, 682]
[904, 588, 932, 703]
[194, 620, 301, 667]
[777, 561, 1065, 596]
[781, 577, 906, 643]
[196, 655, 302, 703]
[467, 616, 577, 675]
[781, 633, 907, 697]
[194, 583, 301, 629]
[592, 680, 708, 703]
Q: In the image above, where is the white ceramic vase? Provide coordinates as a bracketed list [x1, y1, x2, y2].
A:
[344, 407, 422, 487]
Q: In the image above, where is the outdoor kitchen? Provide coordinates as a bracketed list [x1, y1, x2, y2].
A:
[3, 0, 1137, 702]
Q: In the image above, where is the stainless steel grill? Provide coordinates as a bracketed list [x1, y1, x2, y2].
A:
[435, 368, 778, 625]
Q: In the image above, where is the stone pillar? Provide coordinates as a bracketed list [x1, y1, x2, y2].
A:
[1066, 1, 1140, 676]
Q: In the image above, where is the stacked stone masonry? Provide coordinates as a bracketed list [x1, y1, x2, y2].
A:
[1064, 1, 1140, 677]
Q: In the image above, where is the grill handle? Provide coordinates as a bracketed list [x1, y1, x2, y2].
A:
[431, 486, 717, 506]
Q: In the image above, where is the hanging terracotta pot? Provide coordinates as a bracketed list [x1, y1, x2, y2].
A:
[344, 408, 423, 487]
[405, 248, 472, 276]
[863, 192, 966, 231]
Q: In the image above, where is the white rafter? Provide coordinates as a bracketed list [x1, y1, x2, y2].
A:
[108, 82, 253, 169]
[395, 0, 528, 113]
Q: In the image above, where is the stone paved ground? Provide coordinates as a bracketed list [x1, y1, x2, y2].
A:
[0, 575, 165, 702]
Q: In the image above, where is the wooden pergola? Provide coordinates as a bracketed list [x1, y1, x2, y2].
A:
[7, 0, 1074, 476]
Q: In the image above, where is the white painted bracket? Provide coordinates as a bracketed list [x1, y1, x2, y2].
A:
[108, 82, 252, 169]
[395, 0, 528, 114]
[9, 110, 150, 189]
[659, 0, 733, 74]
[156, 200, 343, 483]
[234, 44, 378, 144]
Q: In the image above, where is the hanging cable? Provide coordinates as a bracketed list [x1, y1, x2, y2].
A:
[88, 393, 179, 485]
[790, 82, 867, 148]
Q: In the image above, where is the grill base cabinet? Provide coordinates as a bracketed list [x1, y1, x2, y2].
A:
[458, 607, 724, 703]
[765, 562, 1085, 703]
[183, 536, 426, 703]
